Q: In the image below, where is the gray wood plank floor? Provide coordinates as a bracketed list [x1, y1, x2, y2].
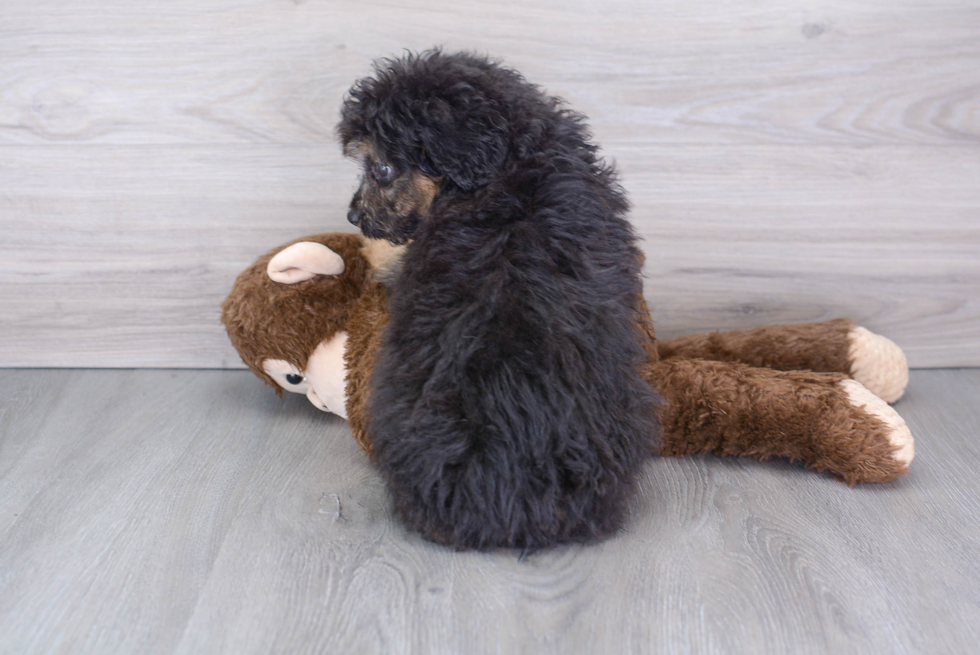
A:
[1, 368, 978, 654]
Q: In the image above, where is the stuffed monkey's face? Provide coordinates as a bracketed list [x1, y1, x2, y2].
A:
[250, 240, 351, 418]
[261, 332, 349, 418]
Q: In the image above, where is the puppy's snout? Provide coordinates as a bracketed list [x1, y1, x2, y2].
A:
[347, 208, 361, 226]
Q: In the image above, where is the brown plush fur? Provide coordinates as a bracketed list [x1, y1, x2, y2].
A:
[342, 278, 389, 451]
[646, 359, 907, 485]
[656, 318, 855, 374]
[224, 234, 910, 485]
[635, 294, 661, 365]
[628, 314, 905, 483]
[221, 233, 369, 392]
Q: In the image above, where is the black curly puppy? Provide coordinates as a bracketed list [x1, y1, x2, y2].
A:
[338, 50, 660, 550]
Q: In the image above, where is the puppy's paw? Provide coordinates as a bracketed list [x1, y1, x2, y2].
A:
[837, 379, 914, 484]
[847, 326, 909, 403]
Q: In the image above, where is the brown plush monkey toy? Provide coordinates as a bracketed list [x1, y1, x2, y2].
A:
[222, 232, 913, 485]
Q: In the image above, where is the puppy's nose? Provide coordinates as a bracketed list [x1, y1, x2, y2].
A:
[347, 208, 361, 226]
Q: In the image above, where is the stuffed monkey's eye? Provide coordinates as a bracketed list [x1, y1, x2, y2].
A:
[372, 163, 396, 184]
[262, 359, 309, 394]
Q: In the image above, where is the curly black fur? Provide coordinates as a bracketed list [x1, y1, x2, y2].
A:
[338, 50, 660, 550]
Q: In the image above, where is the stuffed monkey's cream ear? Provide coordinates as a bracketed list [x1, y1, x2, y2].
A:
[267, 242, 345, 284]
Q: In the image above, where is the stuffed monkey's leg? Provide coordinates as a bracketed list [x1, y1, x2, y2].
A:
[656, 319, 908, 403]
[646, 359, 914, 484]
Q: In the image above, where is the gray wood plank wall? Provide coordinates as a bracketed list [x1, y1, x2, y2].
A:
[1, 0, 978, 368]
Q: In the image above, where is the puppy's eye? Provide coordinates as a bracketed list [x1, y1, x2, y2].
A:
[373, 163, 396, 184]
[285, 373, 305, 385]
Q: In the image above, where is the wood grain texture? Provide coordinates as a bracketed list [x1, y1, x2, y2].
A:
[1, 0, 978, 367]
[1, 368, 979, 654]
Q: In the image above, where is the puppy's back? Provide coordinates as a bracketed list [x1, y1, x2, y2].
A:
[367, 160, 659, 550]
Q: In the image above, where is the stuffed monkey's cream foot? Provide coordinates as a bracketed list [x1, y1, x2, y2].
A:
[840, 379, 914, 482]
[848, 326, 909, 403]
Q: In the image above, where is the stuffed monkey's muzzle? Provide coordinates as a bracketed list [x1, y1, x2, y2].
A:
[304, 332, 349, 418]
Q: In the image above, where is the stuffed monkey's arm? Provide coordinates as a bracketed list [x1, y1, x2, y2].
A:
[342, 278, 389, 451]
[656, 319, 908, 403]
[645, 358, 913, 485]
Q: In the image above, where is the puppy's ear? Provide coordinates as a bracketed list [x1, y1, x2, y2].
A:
[418, 96, 509, 191]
